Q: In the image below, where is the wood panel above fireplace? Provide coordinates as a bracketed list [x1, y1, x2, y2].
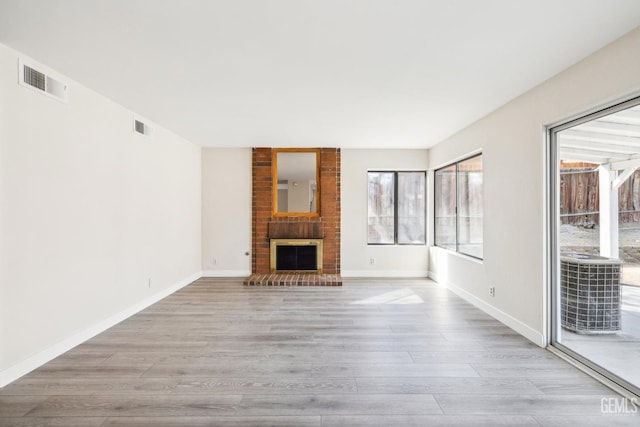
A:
[268, 221, 324, 239]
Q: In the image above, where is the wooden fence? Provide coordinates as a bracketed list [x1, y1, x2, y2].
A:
[560, 169, 640, 225]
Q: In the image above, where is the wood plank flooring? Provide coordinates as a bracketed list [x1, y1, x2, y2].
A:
[1, 277, 638, 426]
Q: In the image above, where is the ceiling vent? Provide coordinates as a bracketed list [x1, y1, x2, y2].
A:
[18, 59, 69, 103]
[134, 119, 153, 137]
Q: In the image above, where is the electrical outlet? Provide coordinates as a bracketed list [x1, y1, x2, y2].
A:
[489, 286, 495, 297]
[148, 278, 151, 288]
[212, 258, 217, 265]
[370, 258, 376, 265]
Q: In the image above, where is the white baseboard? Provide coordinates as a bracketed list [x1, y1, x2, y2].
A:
[429, 271, 546, 348]
[201, 270, 251, 277]
[341, 270, 428, 278]
[0, 271, 202, 388]
[427, 270, 439, 282]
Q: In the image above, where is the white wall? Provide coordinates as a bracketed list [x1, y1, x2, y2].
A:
[201, 148, 252, 276]
[0, 44, 202, 386]
[428, 28, 640, 347]
[342, 149, 429, 277]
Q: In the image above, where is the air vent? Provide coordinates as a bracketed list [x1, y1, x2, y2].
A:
[23, 65, 46, 91]
[18, 59, 69, 102]
[134, 119, 153, 137]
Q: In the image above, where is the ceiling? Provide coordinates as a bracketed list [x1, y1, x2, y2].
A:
[1, 1, 639, 149]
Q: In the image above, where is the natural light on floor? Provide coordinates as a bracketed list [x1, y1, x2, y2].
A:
[350, 288, 424, 305]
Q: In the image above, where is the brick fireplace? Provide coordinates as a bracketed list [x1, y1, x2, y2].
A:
[244, 147, 341, 286]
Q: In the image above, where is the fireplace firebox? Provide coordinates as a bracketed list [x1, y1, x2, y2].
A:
[270, 239, 323, 273]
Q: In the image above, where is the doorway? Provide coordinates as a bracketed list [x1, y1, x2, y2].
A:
[549, 97, 640, 396]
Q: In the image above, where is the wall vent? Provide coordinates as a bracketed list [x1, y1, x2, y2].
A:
[134, 119, 153, 137]
[18, 60, 69, 102]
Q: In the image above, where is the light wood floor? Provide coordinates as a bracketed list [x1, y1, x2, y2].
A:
[1, 278, 638, 426]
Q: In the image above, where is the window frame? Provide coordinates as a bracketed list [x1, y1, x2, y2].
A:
[434, 154, 483, 260]
[367, 170, 427, 246]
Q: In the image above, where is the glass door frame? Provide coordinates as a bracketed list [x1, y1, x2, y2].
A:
[547, 94, 640, 398]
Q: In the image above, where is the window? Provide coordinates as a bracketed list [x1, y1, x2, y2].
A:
[368, 171, 426, 245]
[435, 165, 456, 251]
[435, 154, 483, 259]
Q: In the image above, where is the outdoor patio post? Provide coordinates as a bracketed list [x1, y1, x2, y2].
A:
[598, 164, 619, 259]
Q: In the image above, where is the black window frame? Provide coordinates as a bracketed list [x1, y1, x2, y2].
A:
[434, 154, 483, 260]
[367, 170, 427, 246]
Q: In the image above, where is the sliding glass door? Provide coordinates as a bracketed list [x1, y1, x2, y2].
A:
[549, 96, 640, 396]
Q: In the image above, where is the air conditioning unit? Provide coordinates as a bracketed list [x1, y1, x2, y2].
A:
[560, 253, 621, 334]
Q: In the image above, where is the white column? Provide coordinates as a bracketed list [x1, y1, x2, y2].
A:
[598, 165, 619, 259]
